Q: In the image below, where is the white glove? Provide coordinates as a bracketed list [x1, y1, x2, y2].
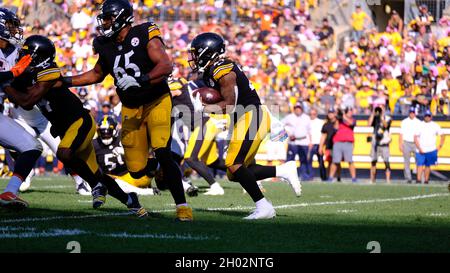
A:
[117, 74, 141, 91]
[213, 118, 228, 131]
[193, 92, 204, 113]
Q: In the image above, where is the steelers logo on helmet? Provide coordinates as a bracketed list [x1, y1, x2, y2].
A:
[98, 115, 118, 145]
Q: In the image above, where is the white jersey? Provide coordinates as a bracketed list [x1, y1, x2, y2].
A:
[0, 46, 19, 101]
[0, 45, 50, 133]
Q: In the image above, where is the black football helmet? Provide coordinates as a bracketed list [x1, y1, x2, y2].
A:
[189, 32, 225, 72]
[0, 8, 23, 45]
[19, 35, 55, 70]
[96, 0, 134, 39]
[98, 115, 118, 145]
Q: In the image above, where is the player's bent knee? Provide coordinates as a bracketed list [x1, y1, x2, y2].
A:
[56, 148, 73, 164]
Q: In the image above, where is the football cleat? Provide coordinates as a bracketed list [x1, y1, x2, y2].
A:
[19, 178, 31, 192]
[204, 182, 224, 196]
[277, 161, 302, 197]
[0, 192, 29, 210]
[186, 185, 199, 197]
[76, 182, 92, 196]
[127, 192, 148, 217]
[176, 205, 193, 222]
[92, 183, 107, 209]
[243, 204, 276, 220]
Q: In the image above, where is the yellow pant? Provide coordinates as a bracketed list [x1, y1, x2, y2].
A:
[184, 117, 220, 166]
[225, 106, 270, 169]
[59, 114, 98, 174]
[112, 172, 152, 188]
[121, 94, 172, 173]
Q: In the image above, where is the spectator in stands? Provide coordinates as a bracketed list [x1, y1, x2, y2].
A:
[328, 107, 357, 183]
[388, 10, 403, 35]
[414, 110, 445, 184]
[399, 107, 421, 183]
[416, 4, 434, 36]
[368, 106, 392, 183]
[307, 108, 326, 181]
[97, 102, 114, 123]
[317, 18, 334, 48]
[283, 103, 312, 180]
[351, 3, 371, 41]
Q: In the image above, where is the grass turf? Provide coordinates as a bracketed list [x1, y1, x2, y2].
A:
[0, 176, 449, 253]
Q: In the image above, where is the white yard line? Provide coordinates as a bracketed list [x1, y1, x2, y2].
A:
[1, 193, 448, 224]
[0, 228, 219, 240]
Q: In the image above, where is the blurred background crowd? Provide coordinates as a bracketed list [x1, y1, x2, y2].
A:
[0, 0, 449, 181]
[2, 0, 449, 119]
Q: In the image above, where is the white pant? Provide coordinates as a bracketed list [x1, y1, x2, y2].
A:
[0, 114, 42, 153]
[14, 118, 60, 155]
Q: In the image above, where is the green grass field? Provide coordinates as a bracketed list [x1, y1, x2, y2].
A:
[0, 176, 449, 253]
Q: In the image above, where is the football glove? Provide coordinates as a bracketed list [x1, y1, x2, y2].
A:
[11, 54, 32, 77]
[193, 92, 204, 113]
[117, 74, 141, 91]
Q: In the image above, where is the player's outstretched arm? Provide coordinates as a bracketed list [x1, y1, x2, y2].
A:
[4, 80, 55, 110]
[204, 72, 237, 114]
[0, 54, 32, 83]
[61, 62, 107, 88]
[138, 38, 172, 85]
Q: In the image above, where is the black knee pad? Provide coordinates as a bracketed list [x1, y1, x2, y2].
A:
[384, 162, 391, 171]
[371, 161, 377, 167]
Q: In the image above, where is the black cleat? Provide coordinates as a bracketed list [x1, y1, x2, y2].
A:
[127, 192, 148, 217]
[92, 183, 107, 209]
[186, 185, 199, 197]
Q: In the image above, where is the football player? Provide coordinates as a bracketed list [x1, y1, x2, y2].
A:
[94, 114, 159, 196]
[0, 8, 44, 209]
[181, 87, 227, 195]
[3, 35, 148, 217]
[189, 33, 301, 220]
[60, 0, 191, 221]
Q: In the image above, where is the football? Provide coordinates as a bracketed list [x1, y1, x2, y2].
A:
[192, 87, 223, 104]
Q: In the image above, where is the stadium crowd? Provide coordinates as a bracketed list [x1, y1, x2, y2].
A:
[2, 0, 449, 118]
[0, 0, 448, 180]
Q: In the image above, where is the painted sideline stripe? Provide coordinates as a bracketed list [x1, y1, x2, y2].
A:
[0, 228, 218, 240]
[205, 193, 450, 211]
[1, 193, 447, 224]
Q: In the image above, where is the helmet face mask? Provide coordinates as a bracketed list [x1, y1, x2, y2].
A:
[98, 115, 118, 145]
[189, 32, 226, 73]
[96, 0, 134, 39]
[0, 8, 23, 45]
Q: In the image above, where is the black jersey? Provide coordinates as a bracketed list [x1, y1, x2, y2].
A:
[93, 136, 128, 176]
[11, 63, 89, 137]
[202, 58, 261, 109]
[93, 22, 170, 108]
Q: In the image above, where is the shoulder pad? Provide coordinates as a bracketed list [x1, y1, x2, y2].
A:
[211, 59, 234, 81]
[36, 63, 61, 82]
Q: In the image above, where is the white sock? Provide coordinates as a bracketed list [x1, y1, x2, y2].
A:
[256, 198, 270, 208]
[72, 175, 84, 187]
[176, 203, 188, 208]
[4, 175, 23, 195]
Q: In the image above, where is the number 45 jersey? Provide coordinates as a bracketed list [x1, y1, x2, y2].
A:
[93, 22, 170, 108]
